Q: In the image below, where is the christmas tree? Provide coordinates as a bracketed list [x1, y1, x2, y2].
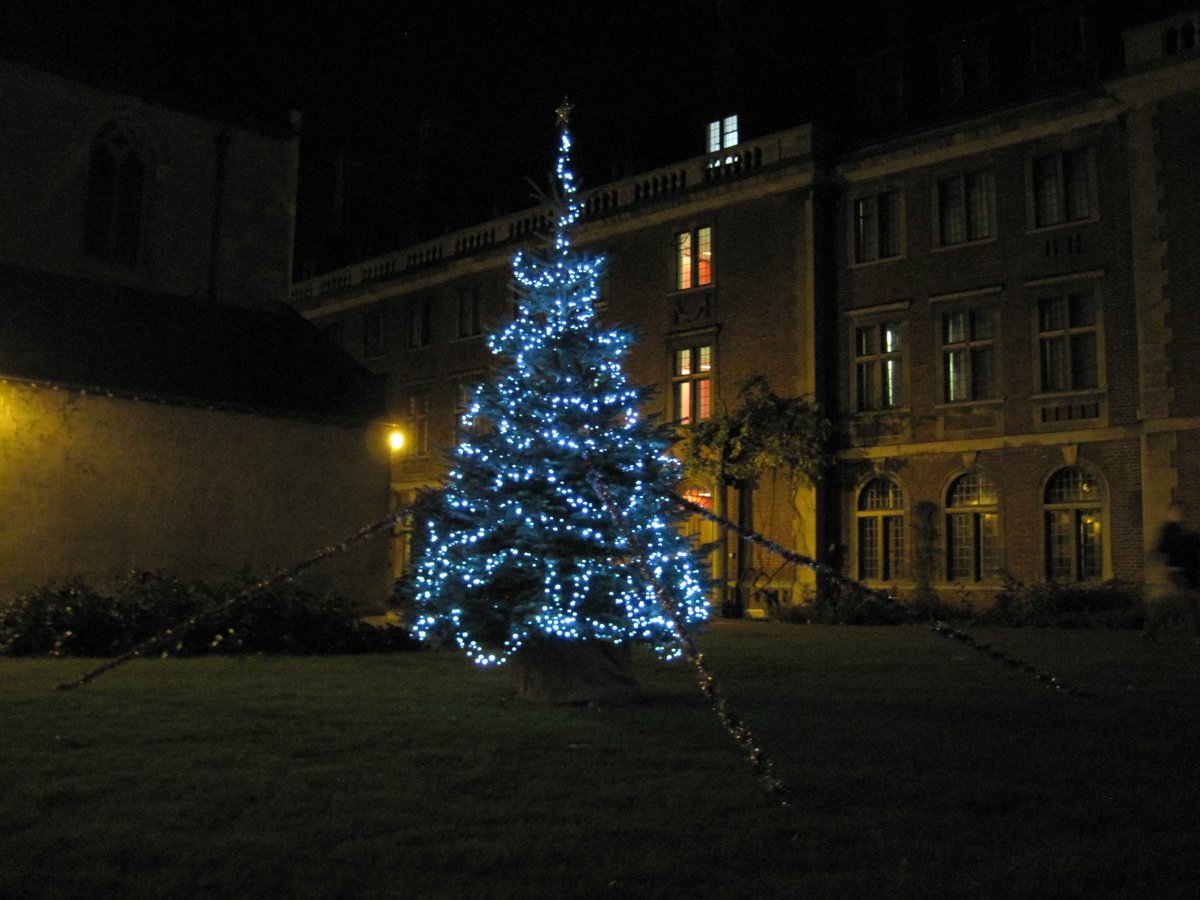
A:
[410, 101, 709, 696]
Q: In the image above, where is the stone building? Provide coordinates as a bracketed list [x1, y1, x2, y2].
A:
[0, 57, 393, 607]
[290, 5, 1200, 611]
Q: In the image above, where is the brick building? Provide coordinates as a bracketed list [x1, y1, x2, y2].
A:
[290, 5, 1200, 611]
[291, 124, 830, 607]
[836, 6, 1200, 601]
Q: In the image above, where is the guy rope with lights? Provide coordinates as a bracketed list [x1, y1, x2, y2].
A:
[56, 501, 419, 691]
[56, 104, 1099, 815]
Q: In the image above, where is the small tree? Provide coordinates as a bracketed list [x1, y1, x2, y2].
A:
[679, 375, 831, 613]
[409, 103, 709, 702]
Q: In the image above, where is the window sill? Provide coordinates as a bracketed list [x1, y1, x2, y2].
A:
[1024, 215, 1098, 235]
[1032, 391, 1106, 429]
[933, 398, 1003, 411]
[78, 257, 148, 286]
[848, 255, 905, 270]
[1030, 388, 1105, 402]
[856, 579, 912, 589]
[930, 234, 997, 253]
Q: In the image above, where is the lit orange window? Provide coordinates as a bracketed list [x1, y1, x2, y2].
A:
[673, 344, 713, 424]
[676, 226, 713, 289]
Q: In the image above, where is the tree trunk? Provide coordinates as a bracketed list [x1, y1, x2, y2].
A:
[510, 637, 640, 704]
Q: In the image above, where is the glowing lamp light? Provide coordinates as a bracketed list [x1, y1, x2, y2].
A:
[388, 429, 405, 452]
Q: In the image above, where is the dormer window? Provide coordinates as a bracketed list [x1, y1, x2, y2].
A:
[1030, 4, 1092, 75]
[707, 115, 739, 154]
[938, 31, 991, 106]
[852, 54, 905, 129]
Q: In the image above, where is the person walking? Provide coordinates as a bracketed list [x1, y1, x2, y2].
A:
[1146, 502, 1200, 640]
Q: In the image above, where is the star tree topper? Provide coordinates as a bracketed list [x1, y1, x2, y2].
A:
[408, 103, 710, 667]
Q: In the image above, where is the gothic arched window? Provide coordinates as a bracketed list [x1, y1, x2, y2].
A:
[82, 123, 145, 267]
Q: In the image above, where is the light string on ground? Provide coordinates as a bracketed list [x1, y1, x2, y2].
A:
[55, 503, 419, 691]
[671, 493, 1100, 701]
[584, 467, 792, 806]
[54, 476, 1097, 702]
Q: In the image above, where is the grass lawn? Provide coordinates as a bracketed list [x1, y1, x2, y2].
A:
[2, 621, 1199, 899]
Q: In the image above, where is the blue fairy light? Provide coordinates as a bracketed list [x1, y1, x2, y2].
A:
[409, 106, 709, 667]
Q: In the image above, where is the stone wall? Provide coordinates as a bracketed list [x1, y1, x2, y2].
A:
[0, 58, 298, 308]
[0, 380, 393, 610]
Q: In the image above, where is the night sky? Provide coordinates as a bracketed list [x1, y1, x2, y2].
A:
[3, 0, 1191, 272]
[4, 1, 831, 257]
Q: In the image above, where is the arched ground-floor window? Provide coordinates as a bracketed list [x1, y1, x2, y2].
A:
[946, 471, 1000, 582]
[1044, 465, 1104, 582]
[857, 476, 906, 581]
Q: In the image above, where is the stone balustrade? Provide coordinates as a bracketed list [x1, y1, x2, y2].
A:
[290, 124, 814, 306]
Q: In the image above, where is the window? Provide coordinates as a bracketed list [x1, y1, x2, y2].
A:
[453, 378, 485, 444]
[938, 32, 990, 105]
[400, 389, 430, 457]
[678, 481, 716, 552]
[946, 472, 1000, 582]
[673, 344, 713, 425]
[406, 298, 432, 349]
[593, 280, 609, 315]
[676, 226, 713, 290]
[707, 116, 739, 153]
[853, 55, 905, 127]
[1045, 467, 1103, 582]
[854, 321, 903, 411]
[857, 477, 906, 581]
[362, 307, 384, 358]
[391, 489, 419, 579]
[854, 191, 901, 263]
[937, 171, 993, 245]
[1030, 6, 1090, 74]
[1031, 148, 1092, 227]
[942, 308, 995, 402]
[1038, 292, 1098, 392]
[457, 286, 482, 339]
[82, 123, 145, 267]
[1163, 23, 1197, 55]
[320, 320, 345, 350]
[1165, 26, 1180, 55]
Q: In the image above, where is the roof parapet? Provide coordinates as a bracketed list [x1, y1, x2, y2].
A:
[291, 124, 817, 308]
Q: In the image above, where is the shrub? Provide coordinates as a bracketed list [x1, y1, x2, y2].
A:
[783, 581, 910, 626]
[905, 589, 975, 624]
[979, 575, 1145, 629]
[113, 570, 218, 644]
[0, 571, 419, 657]
[188, 579, 417, 656]
[0, 580, 121, 656]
